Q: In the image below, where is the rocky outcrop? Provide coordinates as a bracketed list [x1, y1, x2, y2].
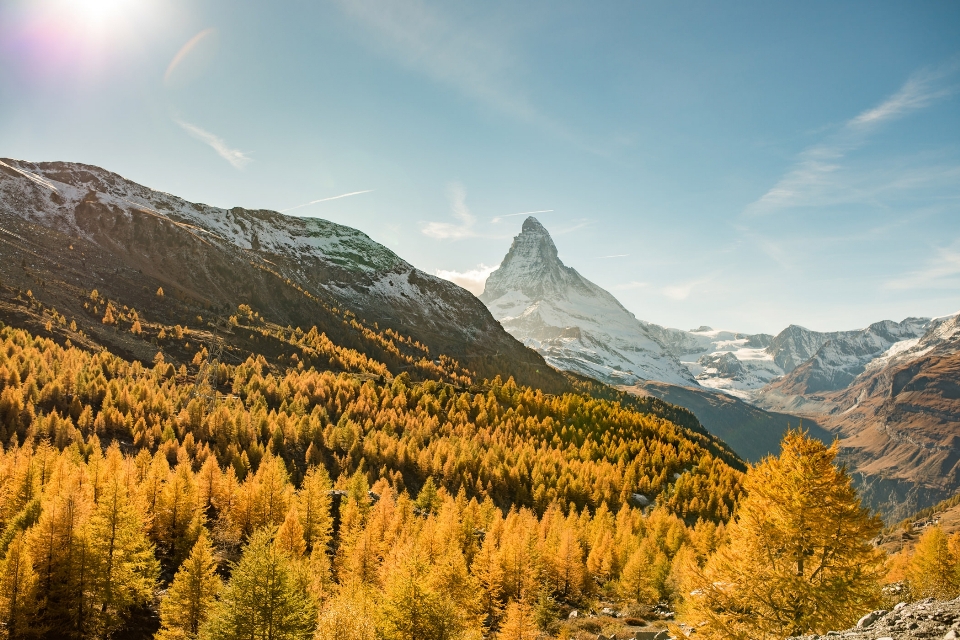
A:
[790, 598, 960, 640]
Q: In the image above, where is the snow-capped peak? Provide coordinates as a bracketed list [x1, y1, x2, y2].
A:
[479, 218, 696, 386]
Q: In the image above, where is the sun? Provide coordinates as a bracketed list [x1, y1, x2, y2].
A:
[57, 0, 141, 30]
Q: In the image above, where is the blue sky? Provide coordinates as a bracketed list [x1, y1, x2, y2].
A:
[2, 0, 959, 334]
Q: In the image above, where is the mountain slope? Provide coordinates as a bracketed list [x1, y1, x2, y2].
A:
[758, 313, 960, 521]
[625, 381, 831, 462]
[479, 217, 696, 386]
[760, 318, 930, 396]
[0, 158, 567, 391]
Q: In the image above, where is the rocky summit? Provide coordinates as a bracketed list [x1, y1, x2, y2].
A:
[789, 598, 960, 640]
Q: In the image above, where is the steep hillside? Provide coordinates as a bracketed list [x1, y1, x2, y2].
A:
[0, 158, 567, 392]
[623, 380, 831, 462]
[759, 313, 960, 521]
[479, 217, 696, 386]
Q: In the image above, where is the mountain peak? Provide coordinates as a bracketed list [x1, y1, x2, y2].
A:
[480, 217, 566, 301]
[478, 218, 698, 387]
[522, 216, 546, 233]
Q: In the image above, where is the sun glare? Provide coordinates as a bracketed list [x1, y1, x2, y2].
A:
[54, 0, 144, 32]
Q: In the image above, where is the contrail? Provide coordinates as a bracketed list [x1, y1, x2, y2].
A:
[281, 190, 374, 213]
[492, 209, 553, 222]
[594, 254, 629, 259]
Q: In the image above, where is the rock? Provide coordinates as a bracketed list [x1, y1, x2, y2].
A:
[788, 598, 960, 639]
[568, 610, 578, 619]
[857, 610, 886, 628]
[633, 631, 668, 640]
[631, 492, 650, 507]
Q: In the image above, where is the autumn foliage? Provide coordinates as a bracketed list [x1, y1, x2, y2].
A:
[0, 324, 744, 639]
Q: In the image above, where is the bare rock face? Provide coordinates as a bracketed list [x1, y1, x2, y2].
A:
[789, 598, 960, 640]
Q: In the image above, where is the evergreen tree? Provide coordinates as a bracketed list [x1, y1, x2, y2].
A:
[201, 529, 314, 640]
[158, 530, 222, 640]
[380, 544, 476, 640]
[684, 430, 884, 639]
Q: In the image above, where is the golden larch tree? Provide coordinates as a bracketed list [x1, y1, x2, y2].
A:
[684, 430, 884, 639]
[158, 529, 222, 640]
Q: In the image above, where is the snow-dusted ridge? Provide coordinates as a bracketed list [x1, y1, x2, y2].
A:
[0, 159, 559, 380]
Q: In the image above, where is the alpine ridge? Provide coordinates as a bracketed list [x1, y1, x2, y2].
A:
[0, 159, 568, 391]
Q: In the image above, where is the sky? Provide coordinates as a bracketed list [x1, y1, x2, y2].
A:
[2, 0, 959, 334]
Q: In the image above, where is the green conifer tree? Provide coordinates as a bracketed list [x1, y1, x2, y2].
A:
[201, 529, 314, 640]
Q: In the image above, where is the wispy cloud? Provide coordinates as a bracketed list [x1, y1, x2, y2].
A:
[281, 190, 374, 214]
[331, 0, 577, 142]
[421, 183, 477, 240]
[611, 281, 647, 291]
[552, 219, 593, 236]
[662, 278, 710, 301]
[175, 118, 251, 169]
[492, 209, 553, 223]
[593, 253, 628, 259]
[747, 62, 959, 216]
[885, 242, 960, 290]
[435, 263, 498, 295]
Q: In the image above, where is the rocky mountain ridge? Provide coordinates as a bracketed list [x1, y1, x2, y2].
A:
[0, 158, 567, 391]
[789, 598, 960, 640]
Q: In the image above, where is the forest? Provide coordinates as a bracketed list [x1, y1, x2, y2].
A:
[0, 319, 952, 640]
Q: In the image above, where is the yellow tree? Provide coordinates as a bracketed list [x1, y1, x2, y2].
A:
[26, 458, 96, 637]
[497, 598, 538, 640]
[88, 447, 160, 636]
[685, 430, 884, 639]
[0, 532, 38, 640]
[906, 525, 958, 599]
[470, 532, 504, 631]
[156, 462, 203, 569]
[158, 530, 222, 640]
[313, 584, 378, 640]
[295, 466, 332, 553]
[619, 537, 668, 606]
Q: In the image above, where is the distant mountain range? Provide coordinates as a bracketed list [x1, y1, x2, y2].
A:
[480, 217, 959, 519]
